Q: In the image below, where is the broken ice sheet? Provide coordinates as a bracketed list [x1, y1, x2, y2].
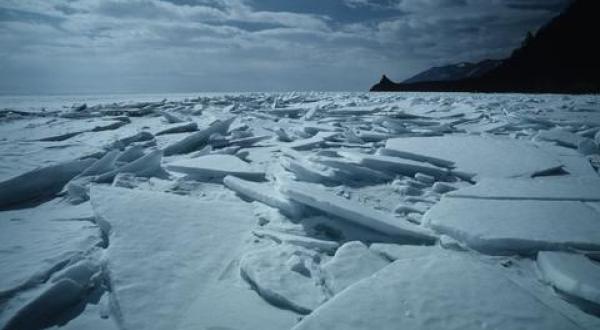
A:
[240, 244, 327, 314]
[447, 176, 600, 201]
[294, 255, 581, 330]
[424, 198, 600, 255]
[90, 186, 297, 330]
[0, 158, 96, 209]
[2, 92, 600, 330]
[223, 175, 305, 218]
[281, 181, 437, 244]
[0, 211, 102, 298]
[537, 251, 600, 315]
[385, 135, 562, 179]
[322, 241, 389, 294]
[536, 128, 589, 148]
[0, 200, 103, 329]
[167, 154, 265, 181]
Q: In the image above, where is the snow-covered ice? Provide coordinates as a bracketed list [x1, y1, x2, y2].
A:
[386, 135, 563, 179]
[294, 255, 582, 330]
[163, 117, 235, 156]
[1, 92, 600, 329]
[90, 185, 297, 330]
[93, 149, 164, 183]
[424, 198, 600, 254]
[369, 243, 439, 261]
[281, 181, 437, 244]
[223, 175, 305, 218]
[346, 152, 450, 180]
[447, 177, 600, 201]
[155, 121, 198, 136]
[240, 244, 327, 314]
[537, 251, 600, 314]
[167, 154, 265, 181]
[0, 158, 95, 209]
[322, 241, 389, 294]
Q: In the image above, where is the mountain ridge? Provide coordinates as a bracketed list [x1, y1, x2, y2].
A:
[371, 0, 599, 94]
[402, 59, 503, 84]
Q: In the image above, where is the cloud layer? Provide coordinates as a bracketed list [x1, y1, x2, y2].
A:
[0, 0, 570, 93]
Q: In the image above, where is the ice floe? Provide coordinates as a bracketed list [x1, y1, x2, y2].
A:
[223, 175, 304, 218]
[168, 154, 265, 181]
[0, 158, 95, 209]
[288, 131, 340, 150]
[294, 255, 581, 330]
[369, 243, 438, 261]
[424, 198, 600, 254]
[94, 149, 164, 183]
[163, 117, 234, 156]
[537, 251, 600, 314]
[537, 128, 589, 148]
[346, 152, 450, 180]
[90, 186, 297, 329]
[240, 245, 327, 314]
[252, 229, 339, 254]
[0, 201, 103, 329]
[386, 135, 563, 179]
[322, 241, 389, 294]
[282, 181, 437, 244]
[447, 177, 600, 201]
[155, 121, 198, 136]
[0, 210, 102, 298]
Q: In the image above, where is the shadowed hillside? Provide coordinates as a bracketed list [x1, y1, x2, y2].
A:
[371, 0, 600, 94]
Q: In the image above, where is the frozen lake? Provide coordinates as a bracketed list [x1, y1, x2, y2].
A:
[1, 92, 600, 330]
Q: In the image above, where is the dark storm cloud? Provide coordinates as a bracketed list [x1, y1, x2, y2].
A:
[0, 0, 571, 94]
[502, 0, 570, 11]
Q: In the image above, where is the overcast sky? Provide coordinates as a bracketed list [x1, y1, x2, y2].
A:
[0, 0, 570, 94]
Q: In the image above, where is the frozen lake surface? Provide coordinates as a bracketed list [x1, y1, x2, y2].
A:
[1, 92, 600, 329]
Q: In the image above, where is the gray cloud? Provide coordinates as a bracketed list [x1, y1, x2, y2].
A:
[0, 0, 570, 94]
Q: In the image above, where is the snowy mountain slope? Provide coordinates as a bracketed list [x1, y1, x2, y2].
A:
[403, 60, 502, 84]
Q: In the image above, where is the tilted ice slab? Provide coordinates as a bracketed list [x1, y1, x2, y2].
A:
[4, 260, 104, 330]
[287, 132, 340, 150]
[310, 156, 393, 183]
[386, 135, 562, 179]
[79, 150, 120, 177]
[447, 177, 600, 201]
[424, 198, 600, 255]
[252, 229, 339, 254]
[281, 181, 436, 244]
[0, 140, 103, 181]
[322, 241, 389, 295]
[294, 255, 581, 330]
[160, 110, 185, 124]
[0, 158, 95, 209]
[155, 121, 198, 136]
[369, 243, 439, 261]
[94, 149, 164, 183]
[378, 147, 455, 168]
[167, 154, 265, 181]
[537, 251, 600, 313]
[280, 157, 340, 185]
[344, 152, 450, 180]
[0, 202, 102, 304]
[90, 186, 296, 330]
[537, 128, 588, 148]
[163, 117, 234, 156]
[223, 175, 304, 218]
